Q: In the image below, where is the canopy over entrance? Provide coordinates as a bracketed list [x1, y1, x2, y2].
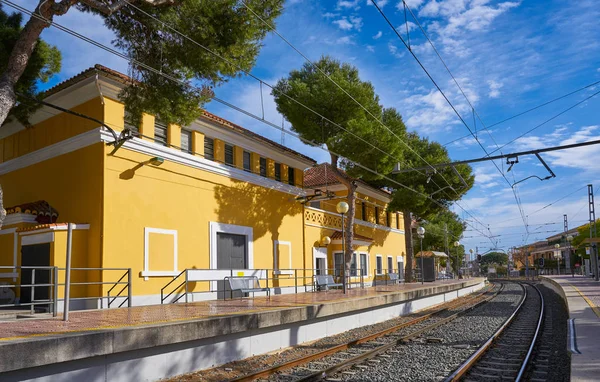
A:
[415, 251, 448, 258]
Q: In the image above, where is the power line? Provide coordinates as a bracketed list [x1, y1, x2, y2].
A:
[443, 79, 600, 147]
[370, 0, 530, 233]
[4, 0, 496, 243]
[126, 0, 490, 233]
[121, 0, 496, 238]
[488, 89, 600, 155]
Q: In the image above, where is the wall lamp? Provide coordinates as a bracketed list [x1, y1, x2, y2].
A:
[149, 156, 165, 166]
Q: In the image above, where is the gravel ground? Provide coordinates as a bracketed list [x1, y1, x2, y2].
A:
[523, 282, 570, 382]
[163, 284, 495, 382]
[338, 282, 524, 382]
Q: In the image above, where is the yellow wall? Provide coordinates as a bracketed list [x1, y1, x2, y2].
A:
[303, 205, 406, 284]
[0, 98, 104, 163]
[0, 144, 105, 277]
[102, 145, 306, 296]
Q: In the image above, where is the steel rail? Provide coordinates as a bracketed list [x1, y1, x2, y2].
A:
[225, 283, 499, 382]
[516, 283, 545, 381]
[443, 282, 535, 381]
[295, 283, 505, 382]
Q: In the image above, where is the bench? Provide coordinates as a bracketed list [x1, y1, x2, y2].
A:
[374, 272, 402, 286]
[224, 276, 270, 299]
[315, 275, 343, 292]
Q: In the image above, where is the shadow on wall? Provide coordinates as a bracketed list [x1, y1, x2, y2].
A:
[214, 179, 303, 289]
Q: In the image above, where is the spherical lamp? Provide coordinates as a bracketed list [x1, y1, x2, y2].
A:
[321, 236, 331, 246]
[454, 241, 460, 247]
[417, 226, 425, 237]
[336, 201, 349, 214]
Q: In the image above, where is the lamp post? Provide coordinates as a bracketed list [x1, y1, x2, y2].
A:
[417, 227, 425, 285]
[454, 241, 460, 279]
[554, 243, 561, 276]
[336, 201, 349, 294]
[469, 249, 474, 278]
[566, 235, 574, 276]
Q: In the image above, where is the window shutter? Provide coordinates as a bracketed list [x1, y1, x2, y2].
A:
[204, 137, 214, 160]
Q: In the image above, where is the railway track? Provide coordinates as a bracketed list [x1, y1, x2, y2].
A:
[225, 283, 504, 382]
[445, 282, 545, 382]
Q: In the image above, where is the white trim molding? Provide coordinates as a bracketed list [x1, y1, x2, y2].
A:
[209, 222, 254, 270]
[375, 255, 383, 275]
[100, 129, 307, 197]
[18, 224, 90, 236]
[273, 240, 293, 275]
[0, 128, 101, 176]
[312, 247, 328, 274]
[21, 232, 54, 246]
[143, 227, 178, 280]
[2, 213, 37, 226]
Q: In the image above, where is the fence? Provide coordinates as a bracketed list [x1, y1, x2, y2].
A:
[160, 267, 369, 304]
[0, 266, 132, 317]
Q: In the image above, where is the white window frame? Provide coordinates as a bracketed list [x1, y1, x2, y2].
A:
[359, 252, 369, 277]
[313, 247, 328, 274]
[387, 255, 394, 273]
[209, 222, 253, 270]
[333, 251, 344, 277]
[142, 227, 179, 280]
[396, 256, 404, 274]
[376, 255, 383, 275]
[274, 240, 293, 275]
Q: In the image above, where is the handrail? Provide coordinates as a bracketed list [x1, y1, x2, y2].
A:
[160, 269, 187, 304]
[0, 266, 133, 313]
[107, 269, 132, 308]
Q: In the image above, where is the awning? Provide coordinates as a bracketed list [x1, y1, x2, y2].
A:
[415, 251, 448, 258]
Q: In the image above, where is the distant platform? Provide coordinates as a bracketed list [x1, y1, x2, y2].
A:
[0, 278, 485, 382]
[543, 275, 600, 382]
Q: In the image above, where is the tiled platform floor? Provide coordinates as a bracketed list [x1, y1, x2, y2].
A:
[0, 279, 467, 342]
[546, 276, 600, 382]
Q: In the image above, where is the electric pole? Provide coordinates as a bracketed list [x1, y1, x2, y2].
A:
[588, 185, 598, 281]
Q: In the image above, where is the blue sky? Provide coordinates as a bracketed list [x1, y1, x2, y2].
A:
[15, 0, 600, 257]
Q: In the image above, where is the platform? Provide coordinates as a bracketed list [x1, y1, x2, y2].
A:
[0, 278, 485, 382]
[542, 275, 600, 382]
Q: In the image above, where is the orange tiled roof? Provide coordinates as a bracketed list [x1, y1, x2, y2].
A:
[6, 201, 58, 224]
[16, 223, 69, 233]
[304, 163, 391, 198]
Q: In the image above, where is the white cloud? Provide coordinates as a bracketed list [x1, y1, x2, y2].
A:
[399, 0, 425, 9]
[337, 0, 361, 9]
[388, 43, 405, 58]
[333, 16, 363, 31]
[333, 18, 354, 30]
[366, 45, 376, 52]
[487, 80, 503, 98]
[373, 31, 383, 39]
[336, 36, 356, 45]
[396, 21, 418, 33]
[367, 0, 389, 7]
[322, 12, 339, 18]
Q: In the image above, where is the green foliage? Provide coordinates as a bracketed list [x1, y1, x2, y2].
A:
[420, 209, 465, 252]
[384, 133, 475, 219]
[480, 251, 508, 273]
[272, 56, 405, 176]
[82, 0, 284, 126]
[0, 5, 61, 126]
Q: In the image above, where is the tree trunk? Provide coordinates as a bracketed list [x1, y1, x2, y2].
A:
[403, 210, 413, 282]
[0, 185, 5, 229]
[343, 182, 358, 287]
[0, 1, 54, 128]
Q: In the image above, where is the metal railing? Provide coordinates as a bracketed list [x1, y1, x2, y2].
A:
[160, 267, 368, 304]
[0, 266, 132, 317]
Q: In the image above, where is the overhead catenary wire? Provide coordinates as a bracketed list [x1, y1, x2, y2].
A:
[370, 0, 529, 233]
[442, 79, 600, 147]
[239, 0, 492, 235]
[3, 0, 496, 242]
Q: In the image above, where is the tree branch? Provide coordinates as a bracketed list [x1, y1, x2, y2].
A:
[79, 0, 177, 15]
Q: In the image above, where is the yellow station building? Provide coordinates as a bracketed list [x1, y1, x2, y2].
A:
[0, 65, 407, 309]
